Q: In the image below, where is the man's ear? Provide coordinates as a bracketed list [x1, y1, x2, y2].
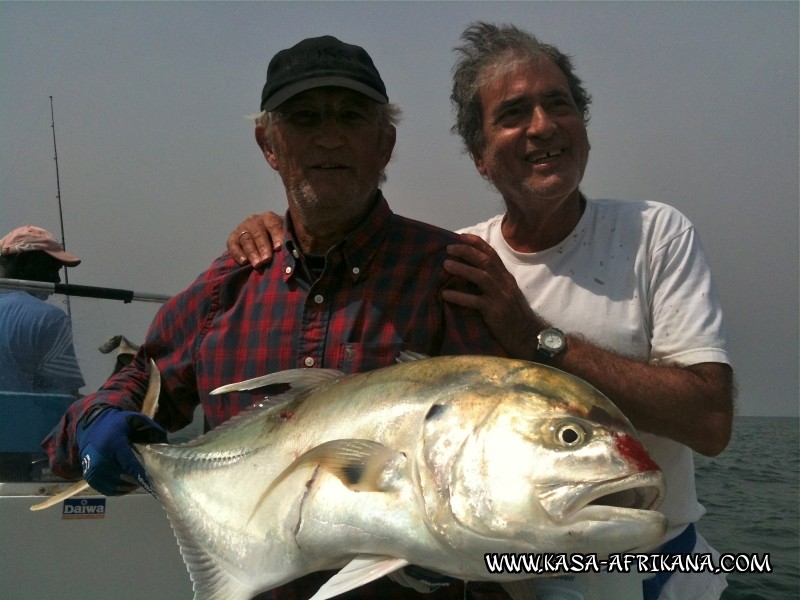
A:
[378, 125, 397, 168]
[255, 124, 279, 171]
[470, 144, 488, 178]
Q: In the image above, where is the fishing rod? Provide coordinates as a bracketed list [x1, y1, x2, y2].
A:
[0, 278, 171, 304]
[49, 96, 72, 318]
[39, 100, 171, 308]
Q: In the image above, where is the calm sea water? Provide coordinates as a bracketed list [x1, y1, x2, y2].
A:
[694, 416, 799, 599]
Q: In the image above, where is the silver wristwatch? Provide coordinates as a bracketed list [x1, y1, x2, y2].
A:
[536, 327, 567, 359]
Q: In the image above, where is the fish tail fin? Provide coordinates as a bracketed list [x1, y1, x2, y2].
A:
[31, 359, 161, 512]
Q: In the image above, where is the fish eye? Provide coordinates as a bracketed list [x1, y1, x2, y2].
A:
[553, 421, 587, 448]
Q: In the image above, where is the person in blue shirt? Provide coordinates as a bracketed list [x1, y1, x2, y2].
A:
[0, 225, 85, 396]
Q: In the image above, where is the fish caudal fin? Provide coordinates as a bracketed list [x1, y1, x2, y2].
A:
[30, 359, 161, 511]
[308, 556, 410, 600]
[29, 480, 92, 511]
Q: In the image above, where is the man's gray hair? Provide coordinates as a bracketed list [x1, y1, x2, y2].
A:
[451, 21, 592, 155]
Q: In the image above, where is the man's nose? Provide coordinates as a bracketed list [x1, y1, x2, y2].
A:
[315, 115, 347, 148]
[526, 106, 557, 138]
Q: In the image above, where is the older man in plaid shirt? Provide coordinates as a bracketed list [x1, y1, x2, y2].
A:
[44, 35, 508, 600]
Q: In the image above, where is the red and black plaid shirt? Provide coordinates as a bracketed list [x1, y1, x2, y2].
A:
[43, 194, 509, 599]
[45, 192, 505, 474]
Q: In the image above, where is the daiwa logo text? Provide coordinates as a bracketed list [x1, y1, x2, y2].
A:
[62, 498, 106, 520]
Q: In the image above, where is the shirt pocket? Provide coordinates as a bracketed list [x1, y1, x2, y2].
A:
[336, 343, 408, 374]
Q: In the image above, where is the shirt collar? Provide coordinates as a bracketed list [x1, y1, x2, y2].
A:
[278, 191, 392, 284]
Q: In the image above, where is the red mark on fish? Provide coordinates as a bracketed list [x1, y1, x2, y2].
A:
[279, 411, 295, 420]
[614, 433, 660, 472]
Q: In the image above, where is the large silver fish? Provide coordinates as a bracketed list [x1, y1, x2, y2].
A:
[135, 354, 667, 600]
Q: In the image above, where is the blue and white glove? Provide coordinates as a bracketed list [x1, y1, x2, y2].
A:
[77, 408, 167, 496]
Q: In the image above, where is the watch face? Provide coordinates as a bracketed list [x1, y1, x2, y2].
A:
[538, 328, 566, 358]
[543, 331, 564, 350]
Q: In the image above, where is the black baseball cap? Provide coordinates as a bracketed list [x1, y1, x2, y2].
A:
[260, 35, 389, 111]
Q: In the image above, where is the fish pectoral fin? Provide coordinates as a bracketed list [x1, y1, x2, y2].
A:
[309, 555, 410, 600]
[270, 438, 404, 494]
[304, 439, 405, 492]
[245, 439, 404, 526]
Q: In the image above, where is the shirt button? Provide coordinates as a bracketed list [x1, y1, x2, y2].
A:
[285, 266, 292, 275]
[352, 267, 360, 276]
[304, 357, 315, 367]
[314, 294, 324, 304]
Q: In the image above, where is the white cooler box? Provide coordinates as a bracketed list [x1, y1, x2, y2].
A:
[0, 392, 193, 599]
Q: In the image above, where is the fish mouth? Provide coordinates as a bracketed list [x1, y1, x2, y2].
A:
[539, 470, 665, 524]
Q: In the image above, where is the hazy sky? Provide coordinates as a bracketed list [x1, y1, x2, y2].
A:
[2, 1, 797, 417]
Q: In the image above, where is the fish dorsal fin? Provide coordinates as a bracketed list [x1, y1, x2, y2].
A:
[396, 350, 429, 363]
[210, 367, 343, 396]
[30, 359, 161, 511]
[178, 368, 345, 451]
[308, 556, 410, 600]
[246, 439, 405, 525]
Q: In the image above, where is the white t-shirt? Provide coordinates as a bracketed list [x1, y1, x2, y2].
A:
[460, 198, 730, 599]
